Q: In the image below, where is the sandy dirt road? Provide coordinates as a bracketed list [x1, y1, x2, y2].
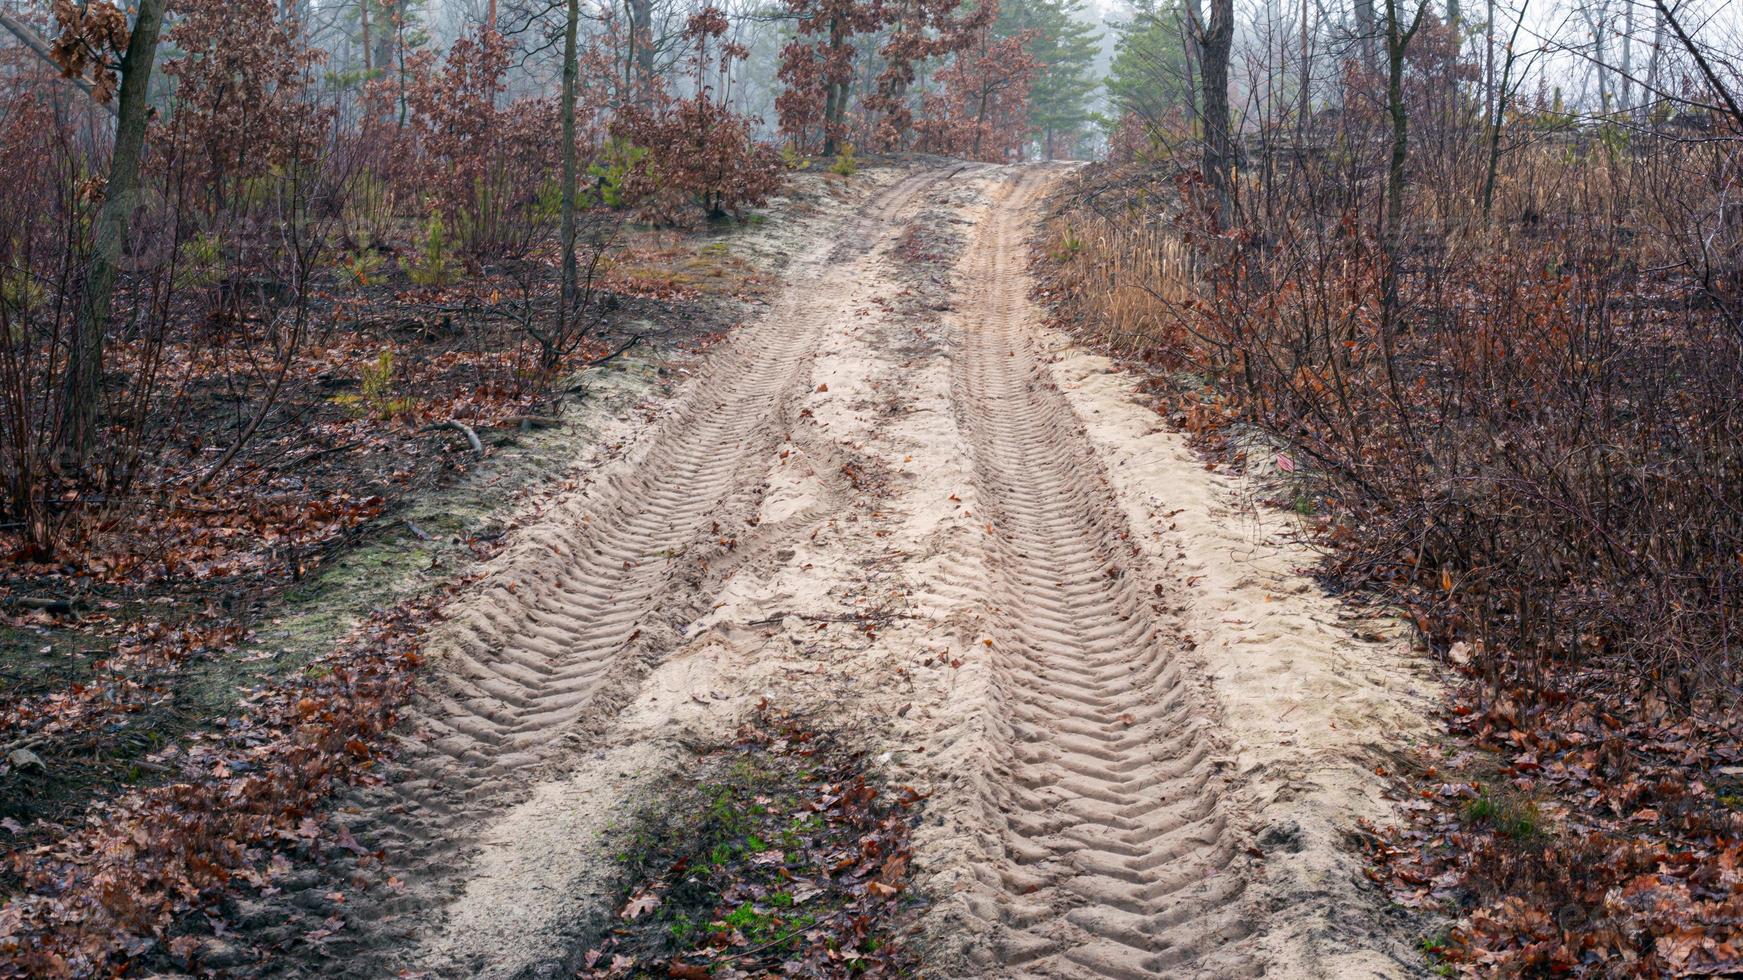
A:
[934, 167, 1253, 977]
[245, 162, 1436, 978]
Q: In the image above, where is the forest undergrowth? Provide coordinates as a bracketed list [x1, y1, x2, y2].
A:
[0, 5, 805, 970]
[0, 0, 1088, 965]
[1038, 117, 1743, 973]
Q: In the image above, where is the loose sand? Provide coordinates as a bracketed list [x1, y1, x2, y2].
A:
[246, 162, 1440, 980]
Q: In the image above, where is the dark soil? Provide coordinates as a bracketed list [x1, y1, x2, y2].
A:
[0, 227, 766, 849]
[576, 708, 925, 979]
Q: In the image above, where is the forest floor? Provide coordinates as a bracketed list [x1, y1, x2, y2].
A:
[3, 160, 1447, 977]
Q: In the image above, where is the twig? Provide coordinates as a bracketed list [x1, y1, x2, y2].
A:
[1, 733, 51, 760]
[3, 596, 76, 615]
[267, 440, 363, 474]
[713, 907, 853, 965]
[421, 419, 483, 455]
[0, 11, 119, 117]
[198, 312, 306, 490]
[583, 335, 642, 369]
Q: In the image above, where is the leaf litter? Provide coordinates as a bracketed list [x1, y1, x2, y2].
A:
[579, 705, 923, 979]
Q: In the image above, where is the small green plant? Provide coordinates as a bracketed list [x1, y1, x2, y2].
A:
[532, 179, 564, 225]
[1463, 790, 1544, 840]
[780, 144, 810, 170]
[1596, 122, 1631, 156]
[335, 244, 383, 289]
[404, 210, 457, 288]
[361, 350, 392, 403]
[587, 139, 647, 209]
[723, 903, 763, 931]
[1420, 931, 1455, 975]
[334, 349, 416, 419]
[829, 143, 858, 177]
[175, 232, 226, 290]
[0, 263, 45, 317]
[1051, 230, 1084, 262]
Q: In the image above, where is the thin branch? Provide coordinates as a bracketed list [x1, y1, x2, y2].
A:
[0, 10, 120, 117]
[1652, 0, 1743, 130]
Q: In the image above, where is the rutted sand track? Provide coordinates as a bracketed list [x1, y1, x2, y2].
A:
[242, 168, 952, 977]
[241, 162, 1436, 978]
[941, 169, 1253, 977]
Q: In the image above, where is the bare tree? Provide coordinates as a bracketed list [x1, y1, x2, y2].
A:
[561, 0, 582, 320]
[1482, 0, 1530, 221]
[1354, 0, 1379, 68]
[61, 0, 170, 468]
[0, 10, 118, 115]
[1378, 0, 1428, 428]
[1652, 0, 1743, 130]
[1192, 0, 1236, 223]
[1382, 0, 1429, 253]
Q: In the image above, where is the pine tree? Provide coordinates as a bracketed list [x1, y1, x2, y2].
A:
[1105, 0, 1191, 131]
[996, 0, 1100, 158]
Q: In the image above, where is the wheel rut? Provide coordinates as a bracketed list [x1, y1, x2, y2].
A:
[235, 163, 1329, 978]
[947, 169, 1256, 978]
[239, 168, 949, 977]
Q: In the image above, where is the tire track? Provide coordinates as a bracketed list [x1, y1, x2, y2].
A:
[242, 168, 948, 976]
[949, 169, 1255, 977]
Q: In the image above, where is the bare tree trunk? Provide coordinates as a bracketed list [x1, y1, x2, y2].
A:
[622, 0, 635, 104]
[372, 2, 396, 95]
[61, 0, 168, 468]
[1585, 1, 1612, 111]
[1645, 3, 1665, 121]
[974, 89, 988, 159]
[1180, 0, 1200, 135]
[561, 0, 581, 318]
[1482, 0, 1527, 222]
[973, 32, 991, 160]
[1620, 0, 1634, 112]
[396, 10, 409, 126]
[361, 0, 372, 73]
[628, 0, 655, 105]
[1353, 0, 1378, 70]
[824, 83, 840, 155]
[1197, 0, 1235, 224]
[1377, 0, 1427, 443]
[823, 15, 849, 156]
[1482, 0, 1495, 126]
[1382, 0, 1425, 254]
